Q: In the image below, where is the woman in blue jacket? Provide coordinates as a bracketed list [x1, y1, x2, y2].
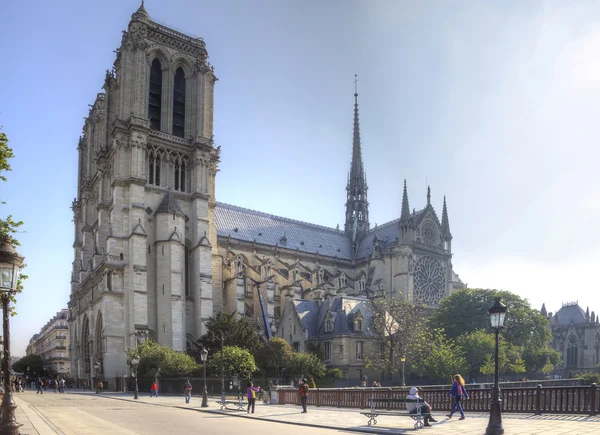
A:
[446, 374, 468, 420]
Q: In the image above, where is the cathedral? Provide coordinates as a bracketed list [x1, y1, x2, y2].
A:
[68, 4, 464, 382]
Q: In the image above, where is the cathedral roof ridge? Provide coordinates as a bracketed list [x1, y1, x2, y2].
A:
[215, 201, 342, 234]
[365, 217, 401, 234]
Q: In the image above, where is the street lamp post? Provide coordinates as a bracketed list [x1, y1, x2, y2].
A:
[400, 355, 406, 387]
[220, 333, 225, 401]
[0, 236, 25, 435]
[93, 361, 100, 393]
[486, 296, 507, 435]
[200, 348, 209, 407]
[131, 355, 140, 400]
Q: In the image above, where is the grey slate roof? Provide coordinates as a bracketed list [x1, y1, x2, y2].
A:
[215, 202, 353, 259]
[293, 296, 376, 338]
[356, 219, 400, 258]
[555, 304, 587, 327]
[155, 191, 185, 216]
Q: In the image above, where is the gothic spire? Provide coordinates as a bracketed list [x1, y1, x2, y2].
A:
[345, 75, 369, 242]
[540, 303, 547, 317]
[400, 180, 411, 222]
[441, 195, 452, 240]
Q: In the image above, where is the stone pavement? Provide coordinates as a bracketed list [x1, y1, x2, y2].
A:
[13, 391, 600, 434]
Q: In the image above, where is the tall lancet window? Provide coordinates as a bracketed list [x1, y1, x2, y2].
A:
[148, 151, 161, 186]
[174, 159, 186, 192]
[148, 59, 163, 131]
[172, 68, 186, 138]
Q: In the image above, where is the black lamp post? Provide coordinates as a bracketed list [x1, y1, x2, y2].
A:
[220, 333, 225, 401]
[0, 236, 25, 435]
[400, 355, 406, 387]
[200, 347, 208, 407]
[131, 355, 140, 400]
[486, 296, 507, 435]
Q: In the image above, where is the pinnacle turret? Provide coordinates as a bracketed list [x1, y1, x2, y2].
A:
[441, 195, 452, 240]
[344, 76, 369, 242]
[400, 180, 411, 223]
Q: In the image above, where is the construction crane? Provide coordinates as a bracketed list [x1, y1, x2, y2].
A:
[248, 277, 274, 341]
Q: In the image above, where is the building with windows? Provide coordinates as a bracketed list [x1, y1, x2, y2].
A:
[68, 3, 464, 382]
[26, 309, 70, 376]
[542, 302, 600, 377]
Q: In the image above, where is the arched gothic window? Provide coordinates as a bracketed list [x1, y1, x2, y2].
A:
[148, 151, 161, 186]
[172, 67, 186, 137]
[567, 335, 578, 368]
[148, 59, 162, 131]
[174, 159, 186, 192]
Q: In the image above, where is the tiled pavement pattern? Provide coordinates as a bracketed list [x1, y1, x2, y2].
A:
[14, 391, 600, 434]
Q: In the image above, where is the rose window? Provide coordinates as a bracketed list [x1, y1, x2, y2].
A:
[421, 220, 439, 246]
[413, 256, 445, 305]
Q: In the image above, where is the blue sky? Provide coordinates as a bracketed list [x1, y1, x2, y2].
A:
[2, 0, 600, 356]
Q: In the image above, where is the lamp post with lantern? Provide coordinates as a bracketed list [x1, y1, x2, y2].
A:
[0, 236, 25, 435]
[400, 355, 407, 387]
[200, 348, 209, 407]
[131, 355, 140, 400]
[486, 296, 507, 435]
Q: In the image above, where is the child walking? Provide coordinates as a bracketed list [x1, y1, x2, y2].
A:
[446, 374, 469, 420]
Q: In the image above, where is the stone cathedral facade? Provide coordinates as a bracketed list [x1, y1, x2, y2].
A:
[68, 4, 464, 381]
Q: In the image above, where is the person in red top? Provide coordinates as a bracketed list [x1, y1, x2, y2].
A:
[299, 379, 309, 413]
[150, 381, 159, 398]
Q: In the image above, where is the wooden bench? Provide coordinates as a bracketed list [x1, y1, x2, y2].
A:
[215, 398, 247, 411]
[361, 397, 430, 429]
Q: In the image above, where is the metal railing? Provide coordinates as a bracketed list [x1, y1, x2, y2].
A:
[278, 384, 600, 416]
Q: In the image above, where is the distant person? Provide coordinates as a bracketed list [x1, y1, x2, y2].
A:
[246, 381, 260, 414]
[36, 377, 43, 394]
[184, 380, 192, 404]
[446, 374, 469, 420]
[407, 387, 437, 427]
[150, 381, 159, 398]
[299, 379, 309, 413]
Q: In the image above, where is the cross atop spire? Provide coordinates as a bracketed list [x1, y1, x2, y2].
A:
[345, 75, 369, 242]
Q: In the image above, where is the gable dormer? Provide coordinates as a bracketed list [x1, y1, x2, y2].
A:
[355, 271, 366, 293]
[353, 310, 365, 333]
[324, 312, 335, 333]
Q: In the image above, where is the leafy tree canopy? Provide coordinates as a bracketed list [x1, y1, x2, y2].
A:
[415, 328, 466, 383]
[288, 352, 326, 380]
[207, 345, 257, 381]
[480, 338, 526, 376]
[432, 288, 551, 350]
[457, 329, 496, 378]
[194, 311, 263, 361]
[127, 340, 199, 377]
[0, 130, 27, 312]
[255, 337, 294, 378]
[12, 354, 44, 375]
[522, 346, 562, 375]
[366, 298, 428, 376]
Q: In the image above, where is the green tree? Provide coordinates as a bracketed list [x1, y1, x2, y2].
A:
[208, 345, 257, 381]
[127, 340, 199, 377]
[194, 311, 263, 361]
[416, 328, 466, 383]
[288, 352, 326, 380]
[522, 346, 562, 375]
[366, 298, 428, 377]
[12, 354, 44, 376]
[255, 337, 294, 378]
[457, 330, 496, 379]
[0, 130, 27, 313]
[480, 339, 526, 376]
[432, 288, 551, 349]
[306, 342, 325, 361]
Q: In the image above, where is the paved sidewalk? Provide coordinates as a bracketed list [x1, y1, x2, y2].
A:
[14, 395, 57, 435]
[69, 391, 600, 435]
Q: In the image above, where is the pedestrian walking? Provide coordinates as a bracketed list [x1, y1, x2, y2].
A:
[407, 387, 438, 427]
[184, 380, 192, 404]
[150, 381, 159, 398]
[299, 378, 309, 413]
[446, 374, 469, 420]
[246, 381, 260, 414]
[36, 377, 43, 394]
